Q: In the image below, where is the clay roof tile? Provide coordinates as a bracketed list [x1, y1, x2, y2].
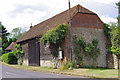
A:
[16, 4, 96, 43]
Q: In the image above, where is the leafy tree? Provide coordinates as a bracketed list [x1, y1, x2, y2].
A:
[12, 44, 23, 59]
[0, 22, 9, 37]
[7, 37, 17, 47]
[110, 2, 120, 56]
[0, 27, 2, 38]
[6, 27, 23, 52]
[110, 23, 120, 55]
[0, 38, 1, 47]
[0, 22, 9, 54]
[116, 1, 120, 25]
[10, 27, 23, 39]
[12, 44, 24, 65]
[0, 38, 2, 56]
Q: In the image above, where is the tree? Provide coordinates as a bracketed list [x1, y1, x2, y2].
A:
[0, 22, 9, 37]
[116, 1, 120, 25]
[6, 27, 23, 51]
[110, 23, 120, 55]
[10, 27, 23, 39]
[0, 38, 2, 56]
[12, 44, 24, 65]
[0, 38, 1, 47]
[7, 37, 17, 47]
[0, 22, 9, 54]
[110, 2, 120, 56]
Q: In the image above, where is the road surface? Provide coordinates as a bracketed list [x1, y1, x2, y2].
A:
[0, 64, 105, 80]
[2, 65, 82, 78]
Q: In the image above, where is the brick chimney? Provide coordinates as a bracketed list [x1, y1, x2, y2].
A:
[30, 23, 32, 29]
[77, 4, 80, 12]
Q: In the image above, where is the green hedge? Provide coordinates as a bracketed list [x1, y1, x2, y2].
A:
[1, 52, 17, 64]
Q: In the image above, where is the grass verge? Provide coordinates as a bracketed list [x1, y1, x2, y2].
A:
[1, 61, 118, 79]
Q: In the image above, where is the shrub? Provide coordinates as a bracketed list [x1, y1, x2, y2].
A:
[59, 65, 65, 70]
[59, 61, 74, 70]
[1, 52, 17, 64]
[18, 57, 23, 65]
[1, 53, 8, 62]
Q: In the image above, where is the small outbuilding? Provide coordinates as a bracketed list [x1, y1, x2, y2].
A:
[5, 42, 17, 53]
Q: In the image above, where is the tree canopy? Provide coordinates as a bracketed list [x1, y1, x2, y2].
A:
[9, 27, 23, 40]
[110, 2, 120, 55]
[0, 22, 9, 54]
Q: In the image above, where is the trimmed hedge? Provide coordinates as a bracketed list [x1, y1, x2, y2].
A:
[1, 52, 17, 64]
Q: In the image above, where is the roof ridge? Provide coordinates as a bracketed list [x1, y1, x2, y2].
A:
[28, 4, 94, 29]
[17, 4, 97, 42]
[33, 5, 77, 28]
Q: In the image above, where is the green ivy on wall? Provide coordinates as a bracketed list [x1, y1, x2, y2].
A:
[85, 39, 100, 59]
[40, 24, 68, 44]
[73, 36, 85, 67]
[40, 24, 68, 68]
[73, 36, 100, 67]
[103, 23, 112, 54]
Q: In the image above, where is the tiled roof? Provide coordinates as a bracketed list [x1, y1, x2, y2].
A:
[5, 42, 17, 50]
[16, 4, 99, 43]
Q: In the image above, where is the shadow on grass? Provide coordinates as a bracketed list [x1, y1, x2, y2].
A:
[75, 66, 115, 70]
[2, 78, 118, 80]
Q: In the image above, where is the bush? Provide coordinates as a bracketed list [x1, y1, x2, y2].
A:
[59, 65, 65, 70]
[1, 53, 8, 62]
[59, 61, 74, 70]
[18, 57, 23, 65]
[1, 52, 17, 64]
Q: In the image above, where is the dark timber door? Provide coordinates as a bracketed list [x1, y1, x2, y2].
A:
[28, 39, 40, 66]
[36, 42, 40, 66]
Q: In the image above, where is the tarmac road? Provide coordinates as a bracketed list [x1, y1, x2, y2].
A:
[1, 64, 114, 80]
[2, 64, 81, 78]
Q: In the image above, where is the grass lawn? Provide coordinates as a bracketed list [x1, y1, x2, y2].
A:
[1, 61, 118, 79]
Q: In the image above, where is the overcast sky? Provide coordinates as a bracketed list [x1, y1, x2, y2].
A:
[0, 0, 119, 32]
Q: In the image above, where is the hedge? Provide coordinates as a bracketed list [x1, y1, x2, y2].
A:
[1, 52, 17, 64]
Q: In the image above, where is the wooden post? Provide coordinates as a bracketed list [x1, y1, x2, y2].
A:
[68, 0, 72, 63]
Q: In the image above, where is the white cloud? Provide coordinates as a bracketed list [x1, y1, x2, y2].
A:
[0, 0, 119, 32]
[92, 0, 119, 4]
[100, 15, 117, 24]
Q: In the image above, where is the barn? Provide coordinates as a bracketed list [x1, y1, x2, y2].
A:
[16, 4, 109, 68]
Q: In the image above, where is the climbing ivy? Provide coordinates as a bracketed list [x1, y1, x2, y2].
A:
[40, 24, 68, 44]
[85, 39, 100, 59]
[73, 36, 100, 67]
[40, 24, 68, 68]
[73, 36, 85, 67]
[103, 23, 112, 53]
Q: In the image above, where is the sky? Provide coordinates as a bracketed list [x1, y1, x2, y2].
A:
[0, 0, 119, 32]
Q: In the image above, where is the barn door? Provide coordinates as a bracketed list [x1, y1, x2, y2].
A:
[36, 42, 40, 66]
[28, 39, 40, 66]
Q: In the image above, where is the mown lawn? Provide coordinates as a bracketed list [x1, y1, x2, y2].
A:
[1, 61, 118, 79]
